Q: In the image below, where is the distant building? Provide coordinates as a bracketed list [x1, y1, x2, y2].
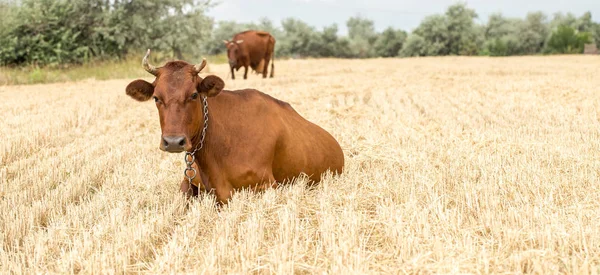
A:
[584, 44, 598, 54]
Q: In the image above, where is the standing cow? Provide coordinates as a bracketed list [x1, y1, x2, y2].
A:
[224, 30, 275, 80]
[125, 50, 344, 204]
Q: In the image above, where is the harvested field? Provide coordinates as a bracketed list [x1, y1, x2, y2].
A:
[1, 56, 600, 273]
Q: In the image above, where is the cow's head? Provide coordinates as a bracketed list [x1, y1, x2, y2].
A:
[125, 49, 224, 153]
[223, 39, 244, 68]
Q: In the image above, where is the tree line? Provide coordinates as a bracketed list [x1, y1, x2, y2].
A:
[1, 0, 599, 66]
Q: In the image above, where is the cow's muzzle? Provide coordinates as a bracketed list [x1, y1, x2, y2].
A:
[160, 135, 188, 153]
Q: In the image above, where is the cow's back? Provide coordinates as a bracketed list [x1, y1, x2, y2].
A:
[257, 92, 344, 183]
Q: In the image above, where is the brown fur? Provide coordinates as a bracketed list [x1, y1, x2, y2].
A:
[254, 59, 265, 74]
[225, 30, 275, 80]
[125, 60, 344, 204]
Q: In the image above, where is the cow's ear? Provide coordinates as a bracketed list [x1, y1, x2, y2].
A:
[197, 75, 224, 97]
[126, 79, 154, 101]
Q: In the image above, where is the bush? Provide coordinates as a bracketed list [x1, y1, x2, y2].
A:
[0, 0, 98, 66]
[1, 1, 600, 67]
[0, 0, 213, 66]
[399, 34, 428, 57]
[544, 25, 592, 54]
[374, 28, 407, 57]
[591, 23, 600, 45]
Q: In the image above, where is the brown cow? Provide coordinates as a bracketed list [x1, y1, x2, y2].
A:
[125, 50, 344, 204]
[224, 30, 275, 80]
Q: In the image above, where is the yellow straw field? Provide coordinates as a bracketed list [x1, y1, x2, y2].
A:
[1, 55, 599, 273]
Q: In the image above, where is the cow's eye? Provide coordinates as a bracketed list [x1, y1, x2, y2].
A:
[191, 93, 199, 100]
[153, 96, 159, 103]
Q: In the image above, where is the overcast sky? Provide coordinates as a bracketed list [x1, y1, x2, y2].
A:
[207, 0, 599, 34]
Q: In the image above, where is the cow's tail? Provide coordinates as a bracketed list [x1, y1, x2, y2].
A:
[270, 36, 275, 78]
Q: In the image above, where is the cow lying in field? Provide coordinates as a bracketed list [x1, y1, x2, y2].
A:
[125, 50, 344, 203]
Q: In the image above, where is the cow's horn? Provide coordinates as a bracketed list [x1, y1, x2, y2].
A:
[236, 40, 244, 44]
[193, 58, 207, 74]
[142, 49, 159, 76]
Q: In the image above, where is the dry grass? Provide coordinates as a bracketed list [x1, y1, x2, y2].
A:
[1, 55, 600, 274]
[0, 53, 228, 85]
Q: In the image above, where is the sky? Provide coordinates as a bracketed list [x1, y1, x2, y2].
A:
[207, 0, 599, 34]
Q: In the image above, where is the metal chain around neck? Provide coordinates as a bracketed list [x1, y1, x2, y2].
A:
[191, 95, 209, 155]
[184, 95, 208, 186]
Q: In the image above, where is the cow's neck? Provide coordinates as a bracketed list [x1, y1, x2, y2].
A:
[189, 95, 210, 156]
[190, 95, 212, 191]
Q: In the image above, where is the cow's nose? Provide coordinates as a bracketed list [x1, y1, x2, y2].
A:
[161, 136, 186, 152]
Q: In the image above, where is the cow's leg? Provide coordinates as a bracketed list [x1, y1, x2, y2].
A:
[243, 65, 248, 79]
[212, 180, 234, 206]
[262, 58, 270, 79]
[254, 175, 278, 192]
[230, 66, 235, 80]
[197, 169, 232, 206]
[236, 167, 278, 193]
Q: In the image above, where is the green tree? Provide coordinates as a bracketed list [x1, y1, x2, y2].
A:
[0, 1, 17, 33]
[593, 22, 600, 45]
[317, 24, 341, 57]
[544, 25, 592, 54]
[484, 13, 521, 41]
[279, 18, 321, 57]
[550, 12, 578, 30]
[346, 16, 378, 58]
[575, 11, 594, 32]
[346, 16, 378, 43]
[314, 24, 353, 58]
[399, 34, 428, 57]
[409, 3, 481, 56]
[413, 14, 449, 56]
[484, 36, 521, 56]
[482, 13, 522, 56]
[445, 3, 480, 55]
[104, 0, 213, 59]
[0, 0, 102, 65]
[517, 11, 549, 54]
[373, 27, 407, 57]
[0, 0, 214, 66]
[548, 12, 598, 46]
